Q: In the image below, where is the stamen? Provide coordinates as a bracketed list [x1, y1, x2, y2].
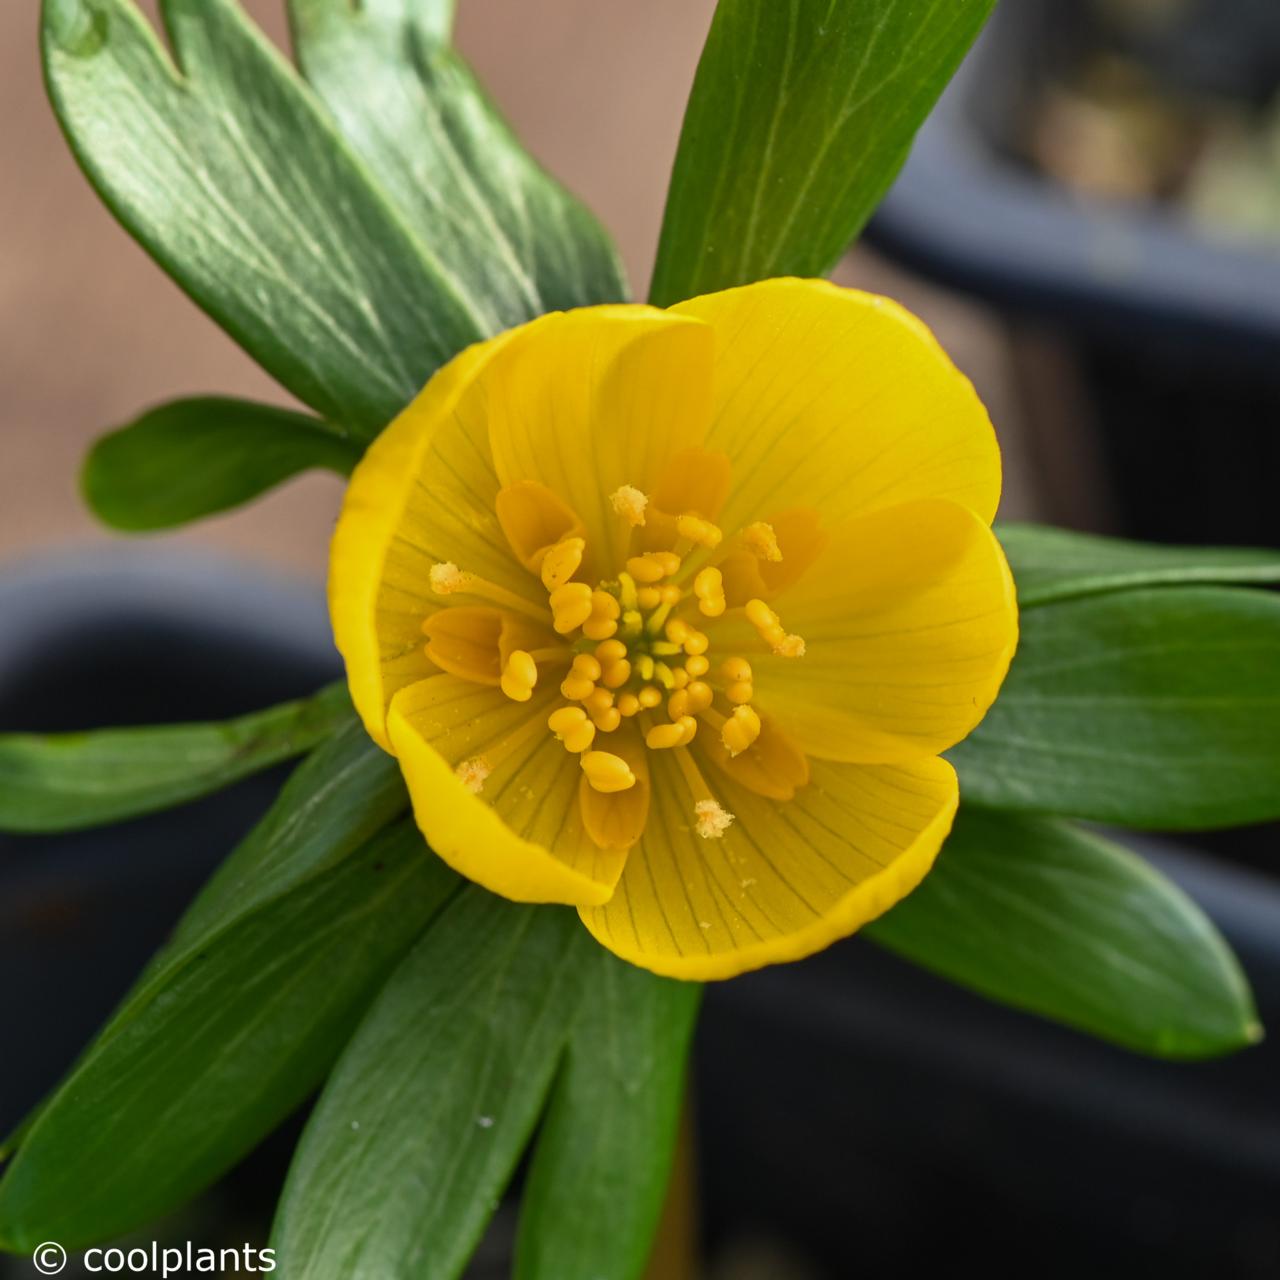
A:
[626, 554, 668, 584]
[694, 566, 726, 617]
[744, 522, 783, 562]
[454, 757, 491, 795]
[600, 657, 632, 689]
[668, 689, 689, 720]
[500, 650, 538, 702]
[428, 563, 549, 623]
[540, 537, 586, 590]
[745, 598, 807, 657]
[720, 656, 754, 704]
[645, 722, 687, 751]
[684, 680, 714, 714]
[610, 485, 649, 528]
[637, 686, 663, 709]
[595, 638, 628, 664]
[677, 513, 724, 549]
[636, 586, 662, 610]
[683, 629, 710, 657]
[549, 583, 594, 634]
[617, 692, 641, 717]
[582, 751, 637, 793]
[694, 799, 736, 839]
[548, 706, 597, 754]
[685, 655, 710, 679]
[582, 590, 621, 641]
[721, 705, 762, 757]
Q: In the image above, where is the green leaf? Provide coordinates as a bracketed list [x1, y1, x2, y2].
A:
[43, 0, 488, 438]
[515, 953, 701, 1280]
[0, 819, 459, 1252]
[649, 0, 996, 306]
[950, 586, 1280, 829]
[867, 807, 1261, 1059]
[82, 397, 361, 531]
[169, 716, 407, 951]
[0, 682, 352, 834]
[272, 892, 590, 1280]
[289, 0, 628, 326]
[1000, 522, 1280, 608]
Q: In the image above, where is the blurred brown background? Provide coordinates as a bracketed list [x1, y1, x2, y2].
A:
[0, 0, 1036, 584]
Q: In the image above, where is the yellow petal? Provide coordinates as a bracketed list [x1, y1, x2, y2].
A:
[713, 498, 1018, 764]
[485, 306, 716, 569]
[670, 279, 1002, 535]
[579, 752, 958, 980]
[387, 676, 628, 906]
[329, 328, 537, 750]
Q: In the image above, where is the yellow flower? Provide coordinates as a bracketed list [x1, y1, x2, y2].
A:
[329, 278, 1018, 980]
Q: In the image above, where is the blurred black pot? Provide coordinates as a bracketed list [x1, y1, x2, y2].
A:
[868, 0, 1280, 546]
[3, 552, 1280, 1279]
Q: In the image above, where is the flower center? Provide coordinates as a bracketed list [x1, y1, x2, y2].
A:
[428, 480, 808, 831]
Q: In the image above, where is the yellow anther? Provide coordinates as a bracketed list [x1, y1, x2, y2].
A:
[721, 657, 753, 683]
[581, 751, 637, 793]
[582, 590, 621, 641]
[638, 686, 663, 710]
[665, 618, 691, 646]
[683, 629, 710, 657]
[744, 522, 783, 562]
[589, 705, 622, 733]
[571, 653, 603, 682]
[636, 586, 662, 610]
[660, 583, 683, 606]
[677, 513, 724, 549]
[651, 640, 683, 657]
[600, 659, 632, 689]
[549, 582, 594, 634]
[560, 673, 596, 701]
[633, 653, 655, 682]
[426, 562, 549, 622]
[500, 650, 538, 702]
[621, 609, 644, 636]
[722, 705, 762, 757]
[616, 573, 639, 610]
[653, 661, 677, 689]
[429, 562, 467, 594]
[548, 706, 596, 754]
[626, 554, 667, 584]
[685, 680, 714, 713]
[685, 654, 710, 678]
[585, 688, 615, 717]
[617, 692, 641, 718]
[609, 485, 649, 527]
[745, 598, 806, 657]
[646, 722, 688, 751]
[671, 667, 690, 689]
[726, 681, 755, 705]
[694, 798, 735, 839]
[668, 689, 690, 720]
[653, 551, 683, 577]
[595, 638, 628, 664]
[694, 566, 726, 618]
[454, 757, 491, 795]
[540, 537, 585, 590]
[677, 715, 699, 744]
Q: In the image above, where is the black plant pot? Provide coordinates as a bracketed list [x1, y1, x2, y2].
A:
[867, 0, 1280, 547]
[4, 553, 1280, 1279]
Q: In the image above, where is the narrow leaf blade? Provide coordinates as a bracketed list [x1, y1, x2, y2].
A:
[43, 0, 487, 436]
[515, 953, 701, 1280]
[289, 0, 628, 325]
[272, 892, 590, 1280]
[868, 807, 1260, 1058]
[82, 397, 360, 532]
[0, 820, 458, 1252]
[649, 0, 996, 305]
[950, 586, 1280, 828]
[0, 682, 351, 834]
[1000, 522, 1280, 608]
